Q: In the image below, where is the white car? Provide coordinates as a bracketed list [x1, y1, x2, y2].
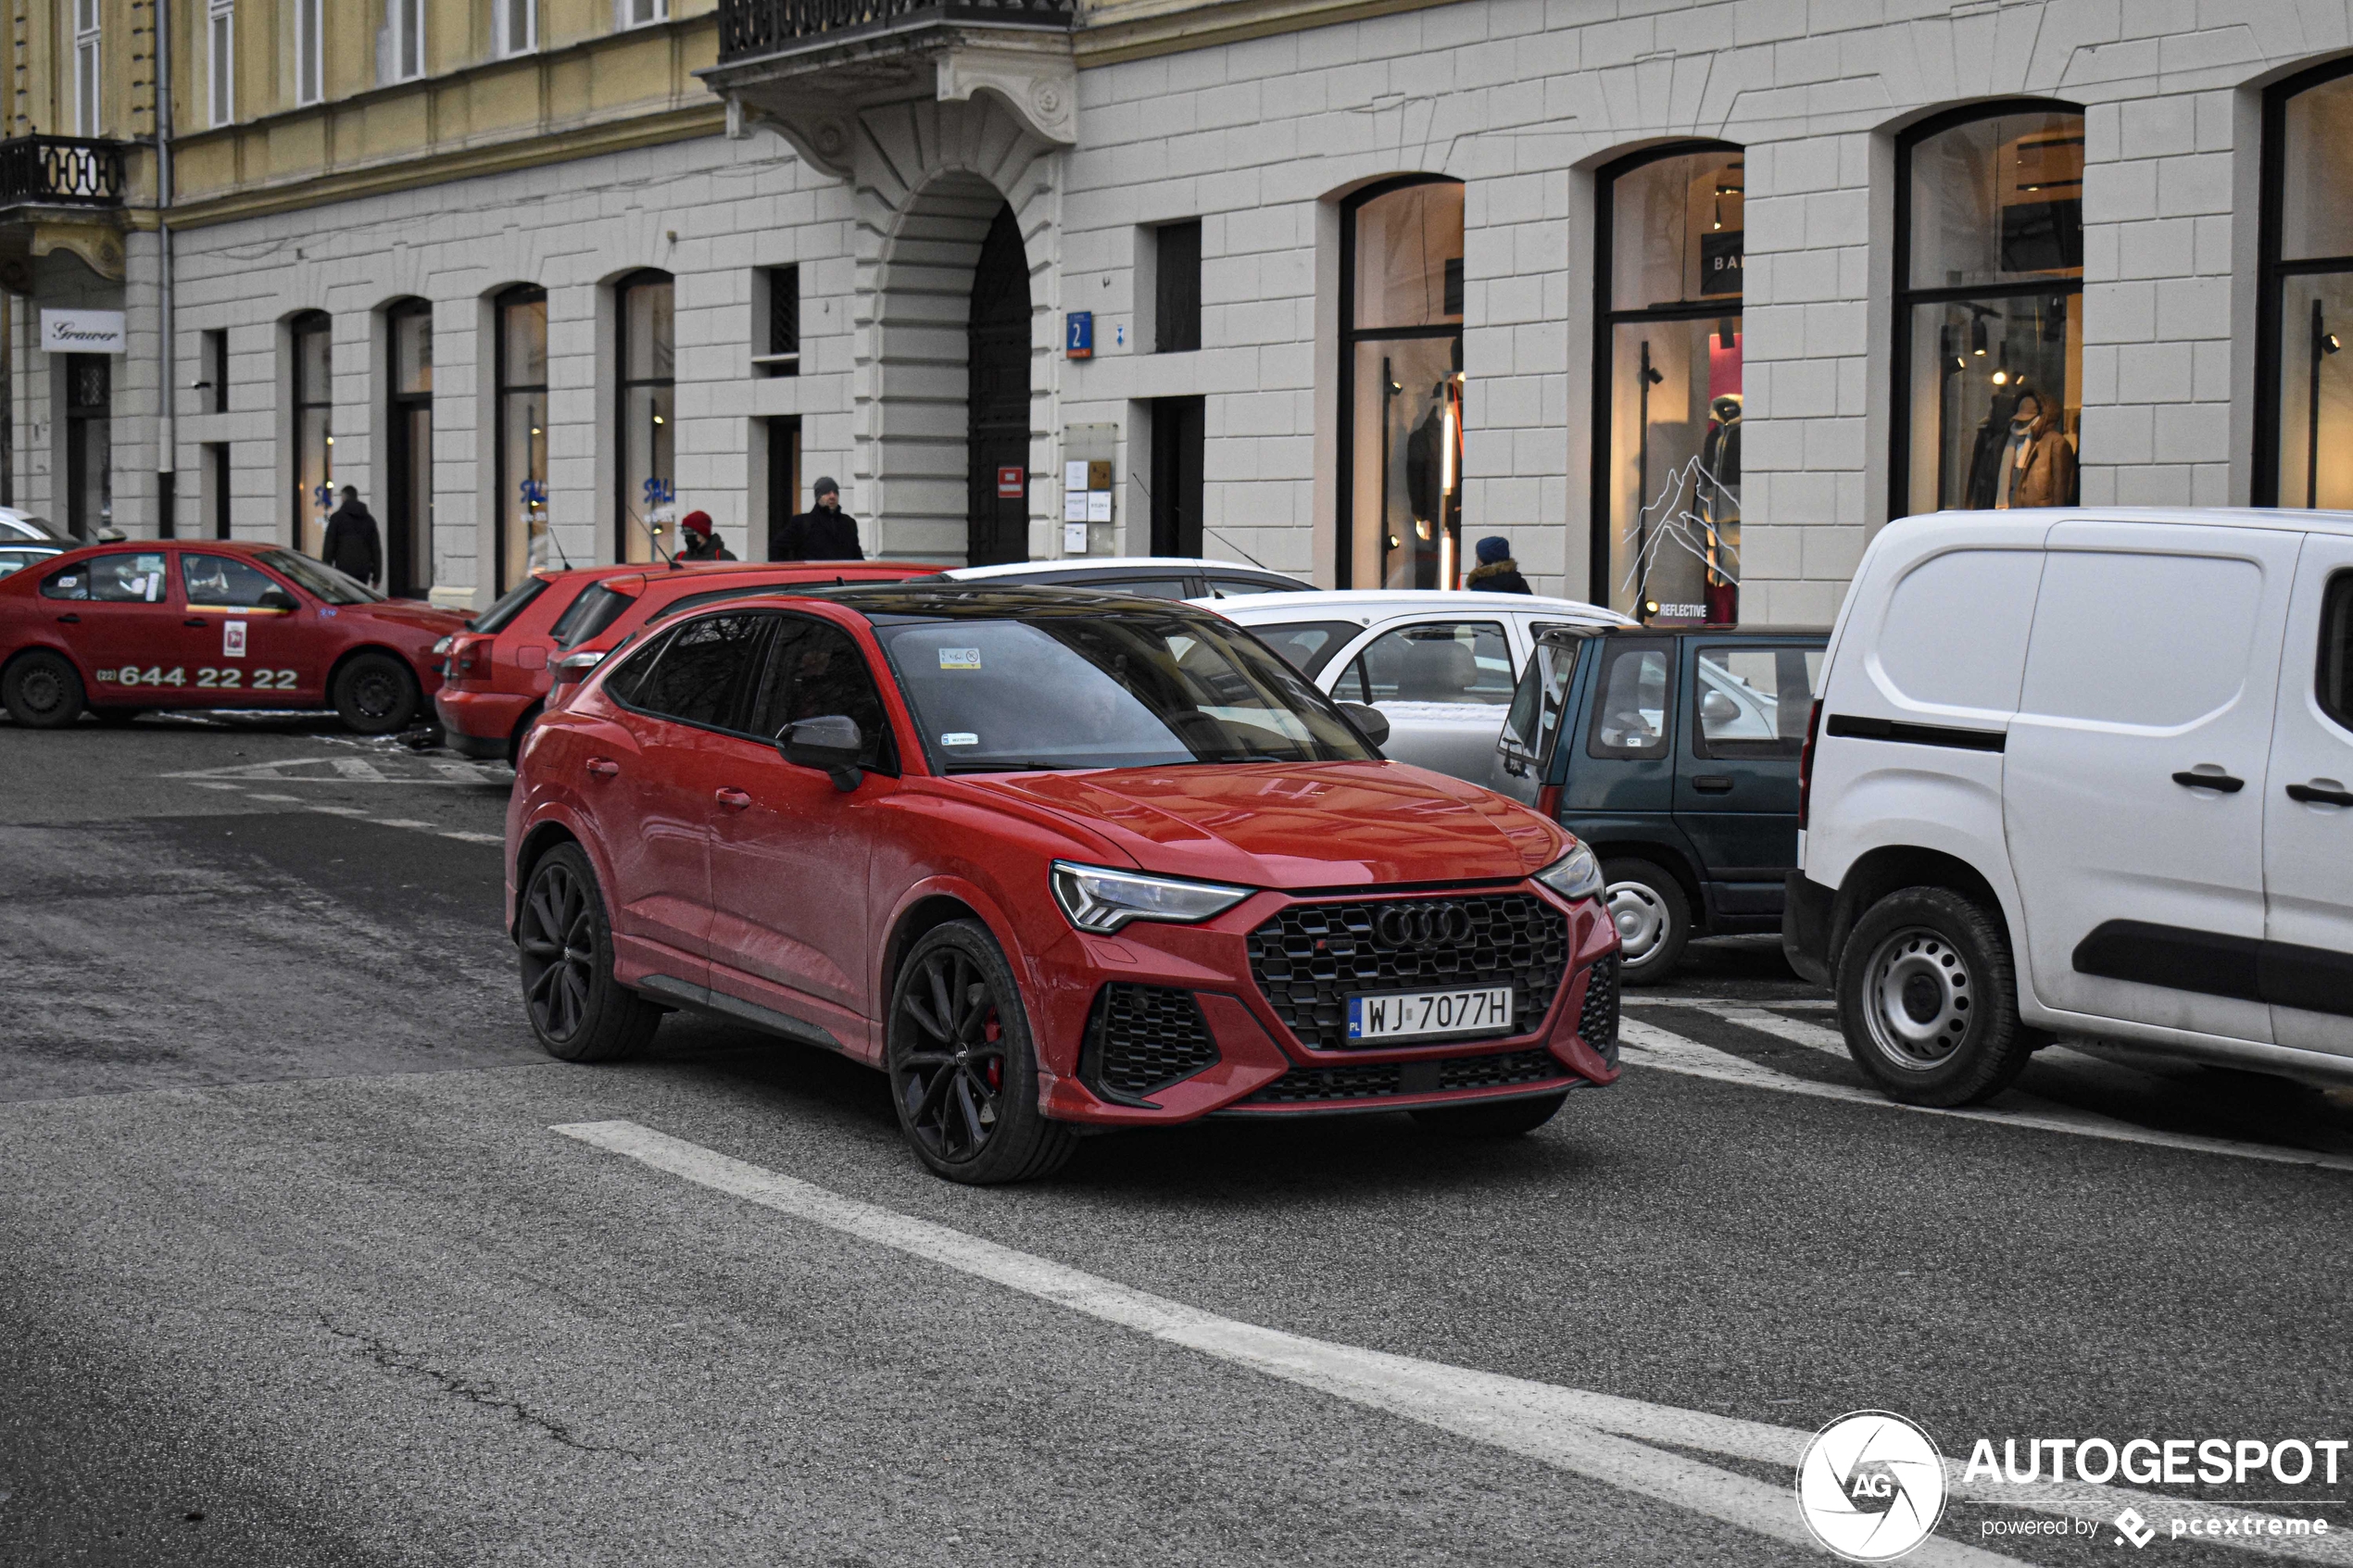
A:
[1204, 590, 1633, 796]
[943, 556, 1308, 599]
[1787, 507, 2353, 1104]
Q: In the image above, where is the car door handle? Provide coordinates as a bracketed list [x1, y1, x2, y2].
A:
[714, 787, 754, 810]
[2287, 781, 2353, 808]
[2172, 770, 2245, 793]
[1690, 774, 1735, 793]
[585, 758, 620, 778]
[182, 617, 208, 627]
[55, 613, 78, 623]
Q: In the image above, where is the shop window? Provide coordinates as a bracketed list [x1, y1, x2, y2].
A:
[1592, 144, 1744, 624]
[496, 285, 548, 591]
[385, 299, 434, 598]
[1340, 177, 1465, 589]
[64, 355, 110, 540]
[1892, 102, 2085, 521]
[615, 270, 674, 563]
[289, 311, 332, 551]
[2258, 60, 2353, 508]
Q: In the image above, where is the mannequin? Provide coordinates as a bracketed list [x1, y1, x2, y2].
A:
[1991, 389, 2078, 509]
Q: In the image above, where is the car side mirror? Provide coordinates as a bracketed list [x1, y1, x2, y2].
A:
[258, 585, 298, 612]
[1701, 690, 1740, 727]
[1339, 701, 1390, 750]
[778, 714, 864, 791]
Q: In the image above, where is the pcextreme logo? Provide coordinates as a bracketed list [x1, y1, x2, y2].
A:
[1796, 1410, 1950, 1562]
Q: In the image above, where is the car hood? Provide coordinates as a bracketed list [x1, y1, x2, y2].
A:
[340, 600, 470, 635]
[957, 761, 1567, 890]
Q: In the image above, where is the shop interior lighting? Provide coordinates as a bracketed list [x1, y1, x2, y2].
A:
[1970, 317, 1988, 357]
[1992, 343, 2010, 386]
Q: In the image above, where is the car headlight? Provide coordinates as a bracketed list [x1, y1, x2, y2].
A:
[1050, 861, 1252, 934]
[1533, 844, 1604, 903]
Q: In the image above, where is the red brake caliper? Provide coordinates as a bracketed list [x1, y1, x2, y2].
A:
[983, 1011, 1003, 1090]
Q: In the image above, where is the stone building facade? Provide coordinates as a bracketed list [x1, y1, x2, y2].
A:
[5, 0, 2352, 622]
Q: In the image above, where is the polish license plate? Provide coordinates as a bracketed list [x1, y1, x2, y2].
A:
[1346, 986, 1513, 1043]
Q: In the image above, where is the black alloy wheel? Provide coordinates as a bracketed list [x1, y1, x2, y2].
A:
[886, 921, 1076, 1184]
[3, 649, 87, 728]
[517, 843, 661, 1063]
[333, 651, 420, 734]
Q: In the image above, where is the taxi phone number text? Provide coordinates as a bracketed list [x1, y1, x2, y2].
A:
[97, 666, 301, 689]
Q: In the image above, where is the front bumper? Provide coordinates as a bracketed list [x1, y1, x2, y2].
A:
[1029, 884, 1623, 1127]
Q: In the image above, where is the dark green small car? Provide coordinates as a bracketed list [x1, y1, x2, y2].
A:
[1499, 623, 1829, 985]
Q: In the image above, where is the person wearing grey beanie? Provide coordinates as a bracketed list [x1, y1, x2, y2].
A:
[773, 476, 864, 561]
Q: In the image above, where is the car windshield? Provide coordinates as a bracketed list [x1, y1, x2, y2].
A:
[875, 608, 1377, 772]
[258, 549, 384, 605]
[472, 575, 550, 633]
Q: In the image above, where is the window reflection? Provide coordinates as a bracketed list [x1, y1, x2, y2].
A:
[1342, 180, 1465, 589]
[616, 272, 674, 564]
[2266, 68, 2353, 508]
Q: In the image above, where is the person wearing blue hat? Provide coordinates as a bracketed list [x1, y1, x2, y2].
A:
[1465, 534, 1531, 594]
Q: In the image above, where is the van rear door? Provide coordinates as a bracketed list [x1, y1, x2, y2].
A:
[2264, 539, 2353, 1055]
[2004, 521, 2301, 1042]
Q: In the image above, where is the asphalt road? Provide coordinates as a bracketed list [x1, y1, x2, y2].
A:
[3, 710, 2349, 1567]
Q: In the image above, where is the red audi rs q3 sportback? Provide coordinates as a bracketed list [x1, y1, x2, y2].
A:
[507, 584, 1623, 1183]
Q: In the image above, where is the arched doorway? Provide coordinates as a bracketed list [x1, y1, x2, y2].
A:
[965, 204, 1030, 565]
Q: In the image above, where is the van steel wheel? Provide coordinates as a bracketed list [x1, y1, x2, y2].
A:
[3, 649, 86, 728]
[1602, 859, 1690, 986]
[516, 843, 661, 1063]
[887, 921, 1076, 1185]
[1835, 885, 2036, 1107]
[333, 652, 419, 735]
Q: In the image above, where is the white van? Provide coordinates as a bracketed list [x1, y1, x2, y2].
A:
[1785, 508, 2353, 1105]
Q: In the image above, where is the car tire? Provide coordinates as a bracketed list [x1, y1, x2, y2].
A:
[333, 651, 420, 735]
[886, 920, 1077, 1185]
[1603, 859, 1690, 986]
[516, 843, 662, 1064]
[1410, 1091, 1569, 1138]
[1836, 886, 2037, 1107]
[3, 649, 87, 729]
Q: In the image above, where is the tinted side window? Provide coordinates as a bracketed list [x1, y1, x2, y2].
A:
[1587, 641, 1673, 759]
[1339, 621, 1514, 706]
[550, 584, 632, 648]
[749, 617, 891, 771]
[599, 628, 674, 709]
[1693, 646, 1823, 759]
[1247, 621, 1364, 679]
[40, 563, 89, 599]
[1503, 638, 1581, 766]
[1206, 576, 1297, 598]
[88, 553, 170, 603]
[1088, 576, 1190, 600]
[2322, 571, 2353, 733]
[623, 614, 771, 730]
[180, 553, 281, 608]
[473, 575, 549, 633]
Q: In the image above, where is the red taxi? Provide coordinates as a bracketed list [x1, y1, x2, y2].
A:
[508, 584, 1622, 1185]
[0, 540, 463, 733]
[438, 559, 929, 762]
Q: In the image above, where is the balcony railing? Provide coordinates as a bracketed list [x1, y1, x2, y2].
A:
[0, 135, 127, 207]
[719, 0, 1076, 60]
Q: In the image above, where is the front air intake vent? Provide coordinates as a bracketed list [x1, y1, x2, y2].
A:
[1084, 984, 1219, 1101]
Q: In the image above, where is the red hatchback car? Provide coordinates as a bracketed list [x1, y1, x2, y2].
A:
[0, 539, 464, 733]
[438, 559, 928, 762]
[507, 584, 1622, 1183]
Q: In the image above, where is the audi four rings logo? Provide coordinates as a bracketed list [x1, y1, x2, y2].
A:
[1375, 903, 1474, 946]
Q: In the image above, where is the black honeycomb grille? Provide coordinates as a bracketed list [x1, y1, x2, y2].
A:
[1242, 1047, 1569, 1105]
[1579, 953, 1621, 1061]
[1248, 893, 1570, 1050]
[1087, 984, 1219, 1100]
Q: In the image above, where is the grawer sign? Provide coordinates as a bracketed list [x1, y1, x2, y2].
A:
[40, 308, 126, 354]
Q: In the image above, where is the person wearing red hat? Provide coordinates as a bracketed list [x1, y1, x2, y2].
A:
[676, 509, 735, 561]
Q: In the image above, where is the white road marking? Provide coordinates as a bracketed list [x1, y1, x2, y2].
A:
[305, 805, 370, 817]
[163, 756, 500, 786]
[1619, 1020, 2353, 1175]
[555, 1120, 2353, 1562]
[439, 829, 503, 845]
[373, 819, 436, 831]
[1705, 1006, 1851, 1059]
[330, 758, 389, 782]
[186, 781, 244, 791]
[246, 793, 303, 803]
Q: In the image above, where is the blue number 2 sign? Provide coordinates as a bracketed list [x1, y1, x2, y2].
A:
[1064, 311, 1093, 359]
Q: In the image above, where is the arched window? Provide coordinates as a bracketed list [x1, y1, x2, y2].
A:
[1592, 143, 1743, 623]
[1891, 101, 2084, 520]
[2256, 58, 2353, 508]
[289, 310, 333, 552]
[1339, 176, 1464, 589]
[384, 298, 434, 598]
[494, 284, 548, 591]
[614, 270, 673, 563]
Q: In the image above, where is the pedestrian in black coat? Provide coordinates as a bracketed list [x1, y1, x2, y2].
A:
[321, 486, 382, 588]
[771, 477, 864, 561]
[1465, 534, 1532, 594]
